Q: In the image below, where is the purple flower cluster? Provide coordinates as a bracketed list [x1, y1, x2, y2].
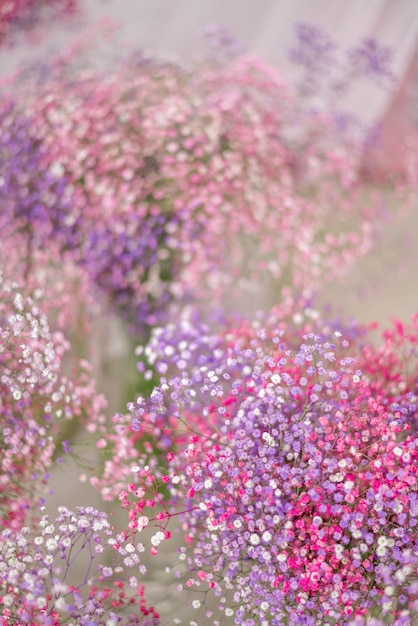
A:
[289, 22, 394, 128]
[81, 209, 182, 330]
[0, 98, 78, 252]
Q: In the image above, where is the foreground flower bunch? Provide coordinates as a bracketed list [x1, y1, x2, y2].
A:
[2, 28, 413, 333]
[103, 308, 418, 625]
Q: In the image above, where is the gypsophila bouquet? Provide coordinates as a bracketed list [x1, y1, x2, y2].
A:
[93, 306, 418, 625]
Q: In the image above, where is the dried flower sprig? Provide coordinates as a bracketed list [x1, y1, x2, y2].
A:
[0, 505, 160, 625]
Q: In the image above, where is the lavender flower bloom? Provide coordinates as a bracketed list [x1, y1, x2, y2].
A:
[289, 22, 338, 96]
[348, 38, 394, 86]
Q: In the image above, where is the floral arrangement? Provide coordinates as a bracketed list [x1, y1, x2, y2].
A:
[88, 307, 417, 625]
[0, 17, 417, 626]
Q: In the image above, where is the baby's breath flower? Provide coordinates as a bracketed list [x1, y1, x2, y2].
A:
[113, 307, 418, 625]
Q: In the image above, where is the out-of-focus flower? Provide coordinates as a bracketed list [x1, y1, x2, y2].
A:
[0, 272, 106, 529]
[5, 38, 412, 334]
[0, 0, 80, 48]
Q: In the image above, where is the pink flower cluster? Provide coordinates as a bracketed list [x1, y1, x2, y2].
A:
[0, 270, 107, 530]
[0, 0, 80, 48]
[4, 36, 413, 332]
